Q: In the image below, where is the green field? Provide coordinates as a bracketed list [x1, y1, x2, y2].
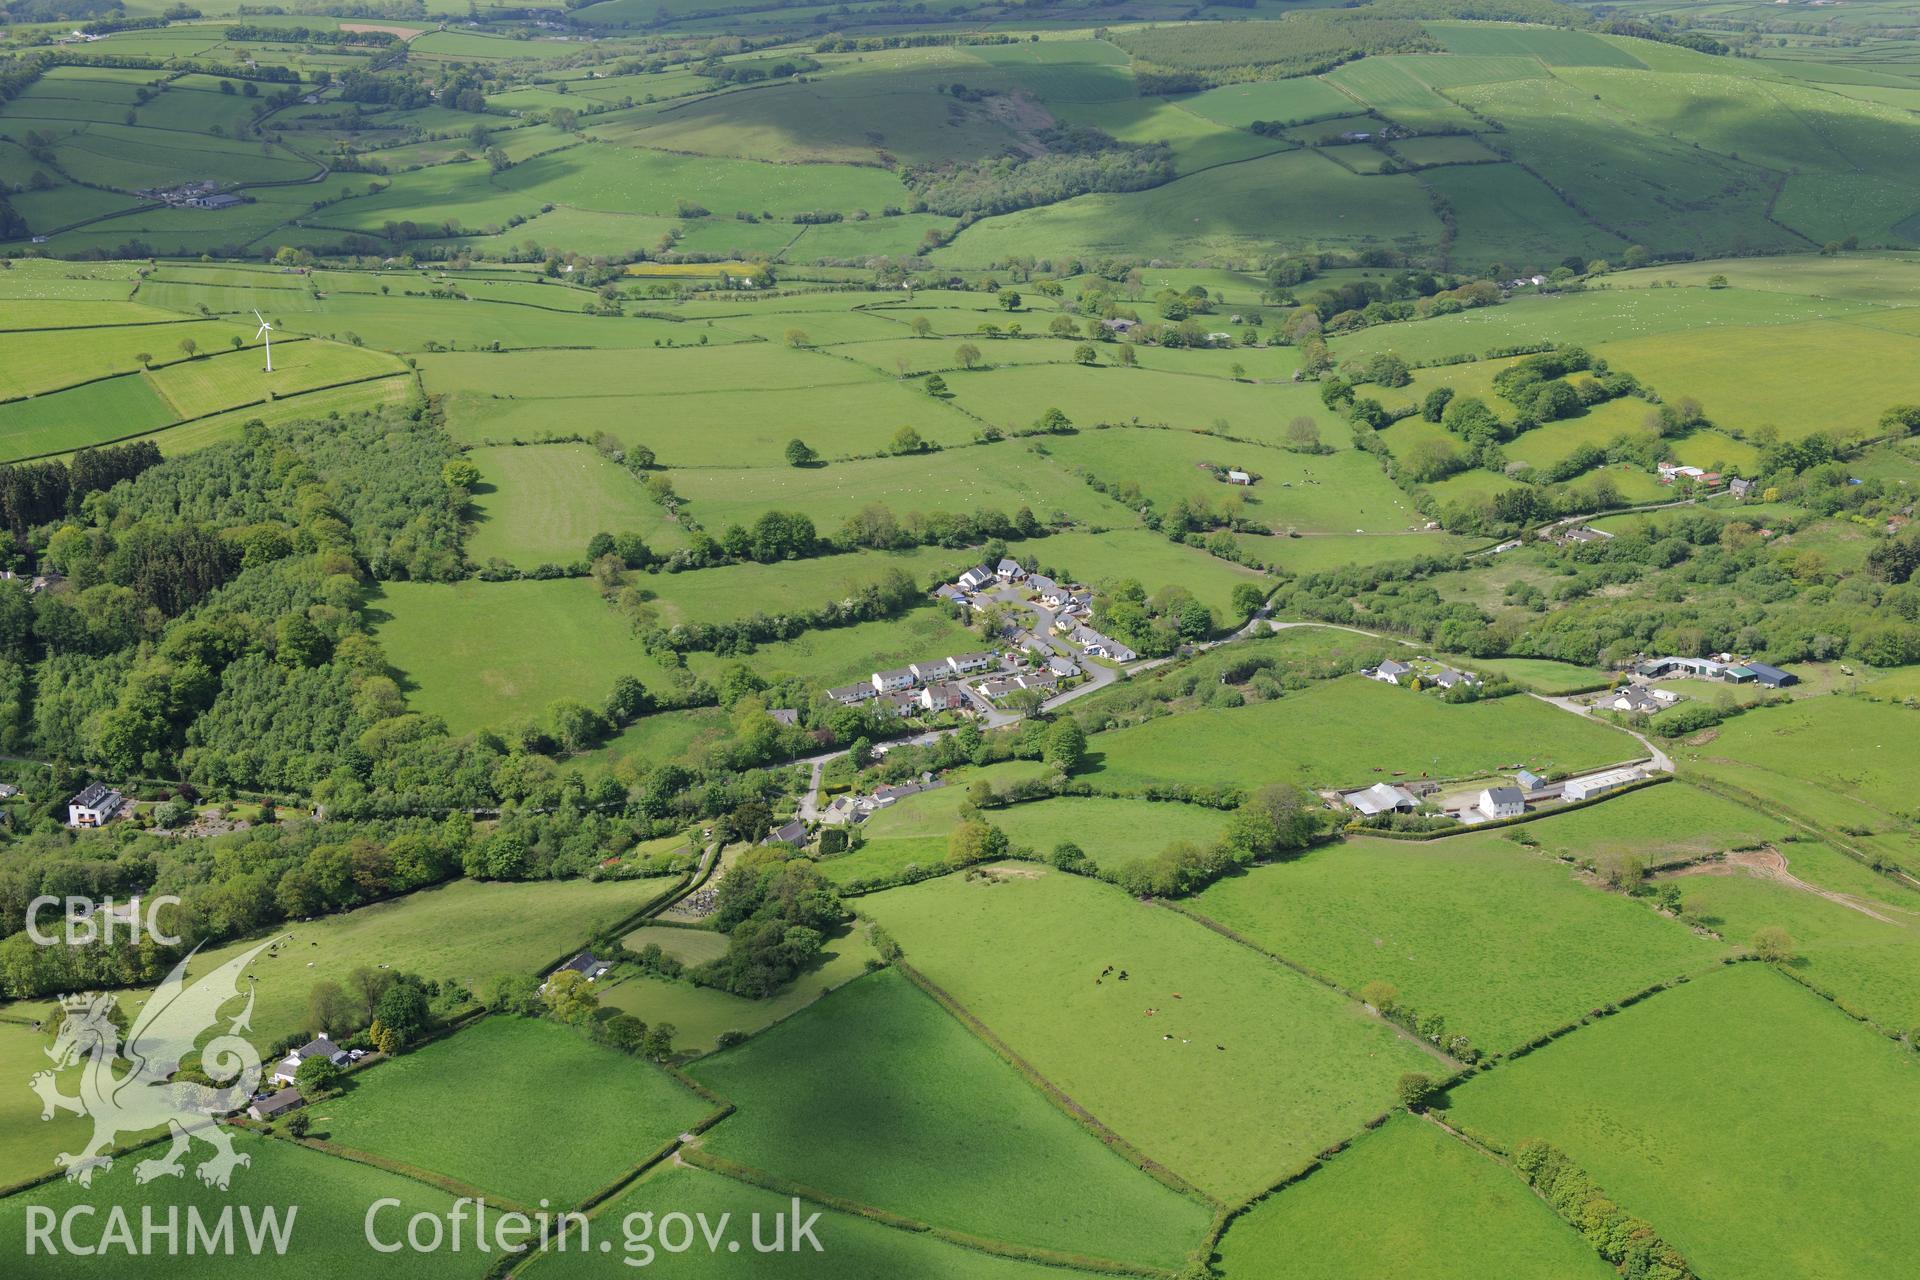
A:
[1190, 827, 1724, 1053]
[593, 927, 878, 1055]
[1030, 528, 1271, 620]
[1677, 696, 1920, 841]
[372, 578, 679, 733]
[465, 443, 686, 569]
[318, 1015, 713, 1207]
[1085, 679, 1640, 793]
[691, 968, 1210, 1267]
[527, 1160, 1107, 1279]
[1215, 1114, 1612, 1280]
[859, 868, 1432, 1201]
[993, 796, 1232, 875]
[1444, 964, 1920, 1280]
[1038, 427, 1418, 534]
[0, 1130, 472, 1277]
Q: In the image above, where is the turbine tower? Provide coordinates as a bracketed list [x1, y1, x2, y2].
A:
[253, 310, 274, 373]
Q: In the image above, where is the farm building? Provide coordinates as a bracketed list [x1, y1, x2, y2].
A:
[1744, 661, 1796, 688]
[247, 1088, 304, 1121]
[1344, 782, 1418, 816]
[1478, 787, 1525, 820]
[1225, 469, 1252, 485]
[66, 782, 125, 829]
[1515, 769, 1545, 792]
[1563, 768, 1643, 803]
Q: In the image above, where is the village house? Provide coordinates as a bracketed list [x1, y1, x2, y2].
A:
[769, 708, 799, 727]
[765, 819, 810, 846]
[1477, 787, 1526, 820]
[910, 659, 952, 682]
[1047, 655, 1079, 677]
[553, 950, 612, 983]
[956, 565, 996, 592]
[1606, 685, 1676, 715]
[1729, 477, 1753, 499]
[67, 782, 125, 829]
[872, 666, 917, 693]
[1562, 526, 1613, 545]
[880, 690, 920, 718]
[270, 1034, 350, 1087]
[1035, 580, 1068, 608]
[934, 583, 968, 606]
[1429, 665, 1480, 690]
[1369, 659, 1412, 685]
[1344, 782, 1417, 816]
[996, 558, 1026, 581]
[946, 651, 996, 675]
[827, 681, 876, 705]
[980, 676, 1025, 701]
[919, 683, 970, 712]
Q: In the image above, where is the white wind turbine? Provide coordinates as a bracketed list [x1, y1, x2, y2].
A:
[253, 309, 275, 373]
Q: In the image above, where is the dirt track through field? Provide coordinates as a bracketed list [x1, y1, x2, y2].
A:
[1669, 847, 1913, 925]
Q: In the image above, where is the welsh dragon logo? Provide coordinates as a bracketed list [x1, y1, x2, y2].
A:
[31, 941, 273, 1189]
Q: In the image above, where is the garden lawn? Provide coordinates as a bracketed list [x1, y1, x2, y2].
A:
[691, 968, 1210, 1267]
[1215, 1114, 1611, 1280]
[1443, 963, 1920, 1280]
[857, 868, 1433, 1202]
[1085, 680, 1638, 792]
[1190, 830, 1724, 1054]
[0, 1130, 473, 1278]
[318, 1016, 711, 1208]
[372, 578, 681, 734]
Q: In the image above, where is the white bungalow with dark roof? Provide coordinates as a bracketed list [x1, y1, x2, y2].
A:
[1370, 659, 1412, 685]
[270, 1034, 349, 1086]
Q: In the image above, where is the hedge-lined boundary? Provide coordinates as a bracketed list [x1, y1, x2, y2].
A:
[1157, 899, 1466, 1070]
[1766, 959, 1914, 1051]
[1347, 770, 1669, 841]
[1686, 773, 1920, 891]
[893, 960, 1217, 1209]
[290, 1135, 532, 1213]
[679, 1145, 1175, 1279]
[1198, 1111, 1394, 1264]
